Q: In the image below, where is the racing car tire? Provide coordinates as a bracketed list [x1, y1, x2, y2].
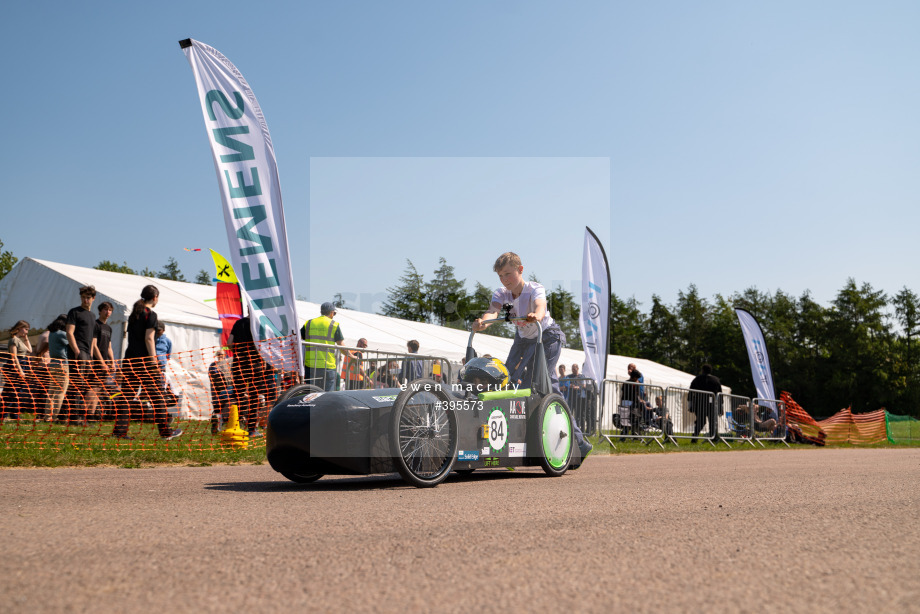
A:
[535, 393, 574, 477]
[390, 378, 459, 488]
[279, 471, 323, 484]
[276, 383, 324, 404]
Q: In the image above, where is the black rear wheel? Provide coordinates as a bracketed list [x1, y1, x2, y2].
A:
[277, 383, 324, 404]
[279, 471, 323, 484]
[389, 379, 458, 488]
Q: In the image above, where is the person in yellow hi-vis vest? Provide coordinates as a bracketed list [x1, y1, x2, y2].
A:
[300, 302, 345, 391]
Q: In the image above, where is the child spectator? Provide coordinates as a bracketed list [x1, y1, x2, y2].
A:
[2, 320, 33, 421]
[35, 315, 69, 421]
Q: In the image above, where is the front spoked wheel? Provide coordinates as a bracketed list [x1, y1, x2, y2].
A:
[389, 379, 458, 488]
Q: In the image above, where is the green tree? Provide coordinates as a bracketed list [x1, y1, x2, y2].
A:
[467, 281, 514, 338]
[0, 238, 18, 280]
[610, 293, 643, 358]
[95, 260, 135, 275]
[676, 284, 710, 372]
[824, 279, 890, 414]
[547, 285, 581, 350]
[640, 295, 680, 367]
[426, 257, 469, 329]
[892, 287, 920, 416]
[194, 269, 212, 285]
[703, 295, 747, 389]
[157, 257, 186, 282]
[140, 266, 157, 277]
[380, 259, 429, 322]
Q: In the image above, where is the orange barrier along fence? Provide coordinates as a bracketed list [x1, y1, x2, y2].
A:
[781, 392, 891, 446]
[817, 408, 888, 445]
[0, 336, 298, 451]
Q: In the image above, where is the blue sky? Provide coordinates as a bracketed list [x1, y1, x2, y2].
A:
[1, 1, 918, 315]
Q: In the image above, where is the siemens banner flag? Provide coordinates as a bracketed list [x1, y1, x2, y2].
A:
[181, 39, 301, 372]
[735, 308, 776, 402]
[579, 227, 610, 386]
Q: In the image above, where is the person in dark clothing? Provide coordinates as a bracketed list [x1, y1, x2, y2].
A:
[620, 370, 648, 436]
[208, 347, 235, 433]
[398, 339, 424, 384]
[63, 285, 98, 422]
[228, 316, 267, 438]
[121, 285, 182, 440]
[87, 301, 115, 421]
[689, 363, 722, 443]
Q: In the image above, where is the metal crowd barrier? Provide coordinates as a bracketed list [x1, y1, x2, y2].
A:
[751, 397, 790, 447]
[663, 386, 719, 446]
[301, 341, 454, 392]
[716, 393, 755, 448]
[600, 379, 670, 449]
[561, 376, 599, 436]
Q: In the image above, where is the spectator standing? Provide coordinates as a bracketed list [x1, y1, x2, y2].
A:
[2, 320, 33, 421]
[399, 339, 424, 384]
[86, 301, 116, 421]
[65, 285, 99, 421]
[154, 322, 179, 409]
[342, 338, 369, 390]
[229, 314, 269, 437]
[689, 363, 722, 443]
[30, 325, 53, 420]
[300, 302, 344, 392]
[620, 369, 649, 435]
[121, 285, 182, 440]
[627, 362, 647, 402]
[557, 365, 569, 400]
[566, 364, 586, 402]
[93, 302, 116, 374]
[40, 315, 69, 421]
[154, 322, 172, 373]
[208, 347, 235, 433]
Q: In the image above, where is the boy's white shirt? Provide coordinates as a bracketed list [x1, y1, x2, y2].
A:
[490, 281, 555, 339]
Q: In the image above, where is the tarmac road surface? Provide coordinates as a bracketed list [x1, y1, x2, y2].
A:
[2, 448, 918, 613]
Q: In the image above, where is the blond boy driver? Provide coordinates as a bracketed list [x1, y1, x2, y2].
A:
[473, 252, 592, 464]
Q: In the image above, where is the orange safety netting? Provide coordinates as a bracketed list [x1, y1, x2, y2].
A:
[817, 408, 888, 445]
[780, 391, 827, 446]
[781, 391, 888, 446]
[0, 336, 299, 451]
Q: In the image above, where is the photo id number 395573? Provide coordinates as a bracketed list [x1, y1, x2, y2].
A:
[435, 400, 483, 411]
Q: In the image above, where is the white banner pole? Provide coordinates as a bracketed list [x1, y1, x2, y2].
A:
[180, 38, 302, 373]
[579, 226, 610, 387]
[735, 308, 777, 404]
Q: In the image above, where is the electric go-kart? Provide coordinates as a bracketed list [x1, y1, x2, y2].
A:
[266, 314, 581, 488]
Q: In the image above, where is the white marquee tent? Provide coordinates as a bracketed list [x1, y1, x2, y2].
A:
[0, 258, 718, 418]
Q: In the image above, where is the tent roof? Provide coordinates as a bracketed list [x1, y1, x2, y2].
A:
[0, 258, 715, 391]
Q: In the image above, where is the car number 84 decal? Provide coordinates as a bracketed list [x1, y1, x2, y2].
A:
[488, 409, 508, 451]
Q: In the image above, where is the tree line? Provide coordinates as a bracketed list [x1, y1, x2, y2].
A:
[0, 239, 212, 287]
[375, 258, 920, 418]
[94, 258, 212, 285]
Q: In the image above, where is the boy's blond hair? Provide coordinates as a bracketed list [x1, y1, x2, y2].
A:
[493, 252, 522, 273]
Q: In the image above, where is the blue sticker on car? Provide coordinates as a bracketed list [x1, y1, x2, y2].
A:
[457, 450, 480, 461]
